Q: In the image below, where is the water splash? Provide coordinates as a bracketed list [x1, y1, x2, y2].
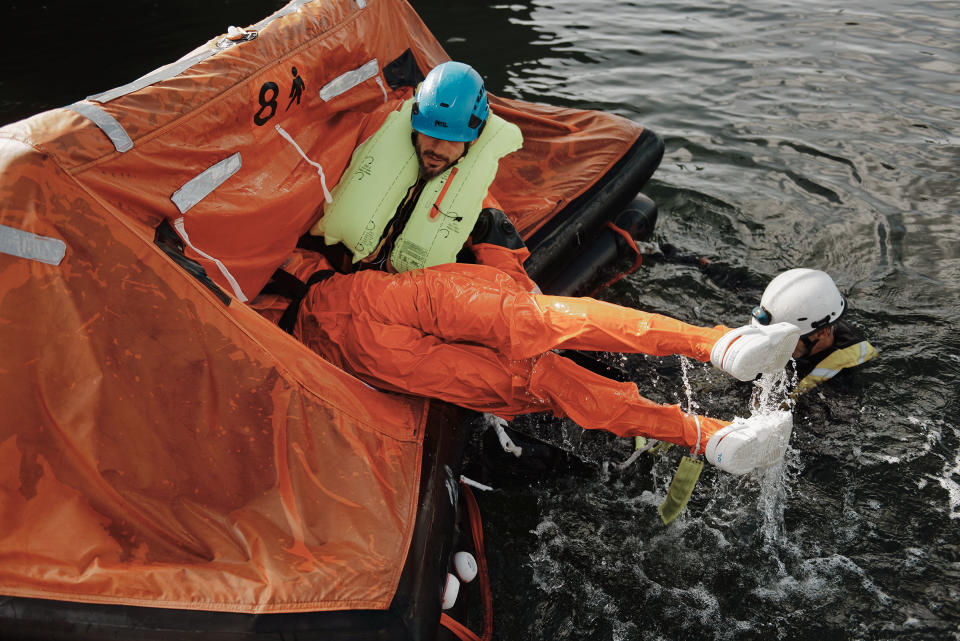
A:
[751, 369, 797, 413]
[670, 360, 798, 546]
[750, 370, 799, 546]
[678, 355, 701, 416]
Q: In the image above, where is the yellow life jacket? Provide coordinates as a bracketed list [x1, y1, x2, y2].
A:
[311, 98, 522, 272]
[794, 339, 878, 396]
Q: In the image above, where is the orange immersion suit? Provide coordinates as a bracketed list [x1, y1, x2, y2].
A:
[279, 259, 733, 454]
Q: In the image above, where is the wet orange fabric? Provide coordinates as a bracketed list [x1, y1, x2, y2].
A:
[468, 242, 538, 293]
[293, 262, 731, 452]
[0, 135, 428, 613]
[0, 0, 646, 615]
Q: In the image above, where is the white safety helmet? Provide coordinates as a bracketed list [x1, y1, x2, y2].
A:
[751, 268, 845, 335]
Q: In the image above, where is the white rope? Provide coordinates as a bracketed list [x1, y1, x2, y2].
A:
[460, 476, 493, 492]
[694, 414, 703, 456]
[275, 124, 333, 203]
[618, 438, 660, 469]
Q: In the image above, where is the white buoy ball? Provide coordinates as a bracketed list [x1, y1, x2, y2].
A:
[454, 551, 478, 583]
[441, 573, 460, 610]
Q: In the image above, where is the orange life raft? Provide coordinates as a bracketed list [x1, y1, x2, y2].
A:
[0, 0, 662, 638]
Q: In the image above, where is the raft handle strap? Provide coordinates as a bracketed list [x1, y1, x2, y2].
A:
[588, 221, 643, 296]
[440, 615, 482, 641]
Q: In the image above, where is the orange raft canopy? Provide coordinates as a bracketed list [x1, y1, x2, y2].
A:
[0, 0, 661, 637]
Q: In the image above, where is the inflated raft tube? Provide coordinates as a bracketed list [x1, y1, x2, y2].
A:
[544, 193, 659, 296]
[524, 131, 665, 294]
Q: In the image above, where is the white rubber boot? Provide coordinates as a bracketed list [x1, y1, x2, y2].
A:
[710, 322, 801, 381]
[704, 411, 793, 475]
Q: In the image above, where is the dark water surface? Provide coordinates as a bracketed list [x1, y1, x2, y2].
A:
[3, 1, 958, 640]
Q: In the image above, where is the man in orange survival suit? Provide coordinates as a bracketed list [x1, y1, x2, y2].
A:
[257, 253, 800, 475]
[255, 63, 800, 476]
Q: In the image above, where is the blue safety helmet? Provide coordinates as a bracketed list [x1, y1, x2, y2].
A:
[411, 62, 489, 142]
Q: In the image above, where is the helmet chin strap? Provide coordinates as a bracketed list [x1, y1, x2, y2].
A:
[800, 333, 818, 353]
[800, 323, 835, 355]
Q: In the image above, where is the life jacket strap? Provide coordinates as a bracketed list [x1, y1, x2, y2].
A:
[261, 267, 335, 333]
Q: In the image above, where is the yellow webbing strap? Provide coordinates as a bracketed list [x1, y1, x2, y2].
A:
[658, 456, 703, 525]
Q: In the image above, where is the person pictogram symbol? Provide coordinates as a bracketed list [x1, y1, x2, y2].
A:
[287, 66, 306, 110]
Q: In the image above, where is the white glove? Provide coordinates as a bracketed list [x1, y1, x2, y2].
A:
[710, 322, 800, 381]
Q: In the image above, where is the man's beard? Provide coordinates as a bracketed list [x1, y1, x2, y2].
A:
[413, 135, 462, 179]
[417, 157, 455, 179]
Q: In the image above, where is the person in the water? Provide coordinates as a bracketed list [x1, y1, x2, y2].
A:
[641, 245, 876, 396]
[750, 268, 877, 396]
